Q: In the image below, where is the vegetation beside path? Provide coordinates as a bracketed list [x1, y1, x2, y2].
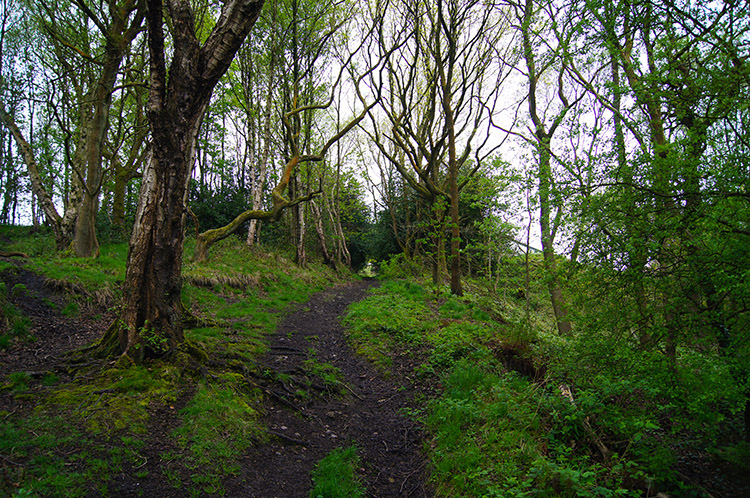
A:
[1, 228, 347, 497]
[2, 227, 749, 498]
[345, 261, 750, 498]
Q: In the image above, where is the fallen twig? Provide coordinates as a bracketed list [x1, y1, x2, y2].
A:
[559, 384, 612, 461]
[266, 430, 308, 446]
[341, 382, 363, 400]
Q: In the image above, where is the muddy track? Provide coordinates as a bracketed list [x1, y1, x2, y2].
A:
[227, 280, 432, 498]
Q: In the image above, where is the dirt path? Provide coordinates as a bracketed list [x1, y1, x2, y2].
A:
[228, 280, 432, 498]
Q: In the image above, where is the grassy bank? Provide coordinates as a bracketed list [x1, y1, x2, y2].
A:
[0, 228, 346, 497]
[343, 265, 749, 498]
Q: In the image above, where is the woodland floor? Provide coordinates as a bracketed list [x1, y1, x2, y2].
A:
[228, 280, 432, 498]
[5, 256, 748, 498]
[0, 262, 432, 497]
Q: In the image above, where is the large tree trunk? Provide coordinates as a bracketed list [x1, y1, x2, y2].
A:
[118, 136, 199, 360]
[109, 95, 148, 232]
[71, 0, 145, 257]
[110, 0, 265, 361]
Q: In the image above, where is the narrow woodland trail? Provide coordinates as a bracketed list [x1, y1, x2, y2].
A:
[227, 280, 432, 497]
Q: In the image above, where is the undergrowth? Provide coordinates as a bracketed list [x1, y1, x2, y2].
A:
[343, 265, 747, 498]
[0, 233, 346, 497]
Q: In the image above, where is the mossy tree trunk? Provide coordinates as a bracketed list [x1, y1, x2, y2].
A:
[111, 0, 264, 361]
[193, 154, 324, 262]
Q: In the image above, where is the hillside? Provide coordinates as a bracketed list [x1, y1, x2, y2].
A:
[1, 228, 749, 497]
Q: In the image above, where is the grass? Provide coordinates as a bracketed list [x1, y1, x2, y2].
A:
[344, 280, 438, 372]
[30, 242, 127, 290]
[426, 363, 545, 496]
[1, 231, 348, 497]
[0, 366, 161, 497]
[303, 350, 345, 392]
[173, 382, 265, 494]
[345, 256, 750, 497]
[309, 446, 366, 498]
[1, 282, 33, 349]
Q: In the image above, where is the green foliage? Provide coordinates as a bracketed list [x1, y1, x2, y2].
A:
[5, 371, 31, 392]
[309, 446, 366, 498]
[0, 367, 156, 498]
[11, 283, 27, 297]
[377, 253, 424, 280]
[1, 285, 32, 348]
[424, 360, 646, 498]
[61, 300, 79, 317]
[139, 321, 171, 355]
[188, 180, 251, 232]
[345, 275, 731, 497]
[0, 226, 56, 256]
[28, 242, 128, 304]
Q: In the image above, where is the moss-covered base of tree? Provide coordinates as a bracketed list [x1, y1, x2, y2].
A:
[64, 319, 210, 372]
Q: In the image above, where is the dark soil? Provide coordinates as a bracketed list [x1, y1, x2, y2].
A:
[0, 262, 111, 379]
[7, 256, 743, 498]
[228, 280, 432, 497]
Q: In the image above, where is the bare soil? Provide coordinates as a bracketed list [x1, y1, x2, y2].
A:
[0, 263, 110, 379]
[228, 280, 432, 497]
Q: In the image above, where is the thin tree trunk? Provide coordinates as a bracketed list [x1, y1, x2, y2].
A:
[538, 140, 572, 336]
[326, 193, 351, 267]
[247, 7, 277, 247]
[310, 200, 334, 268]
[520, 0, 572, 336]
[436, 1, 462, 296]
[0, 99, 66, 246]
[294, 177, 307, 266]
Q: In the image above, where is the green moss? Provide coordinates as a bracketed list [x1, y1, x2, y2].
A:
[173, 382, 265, 494]
[1, 233, 349, 497]
[46, 364, 178, 435]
